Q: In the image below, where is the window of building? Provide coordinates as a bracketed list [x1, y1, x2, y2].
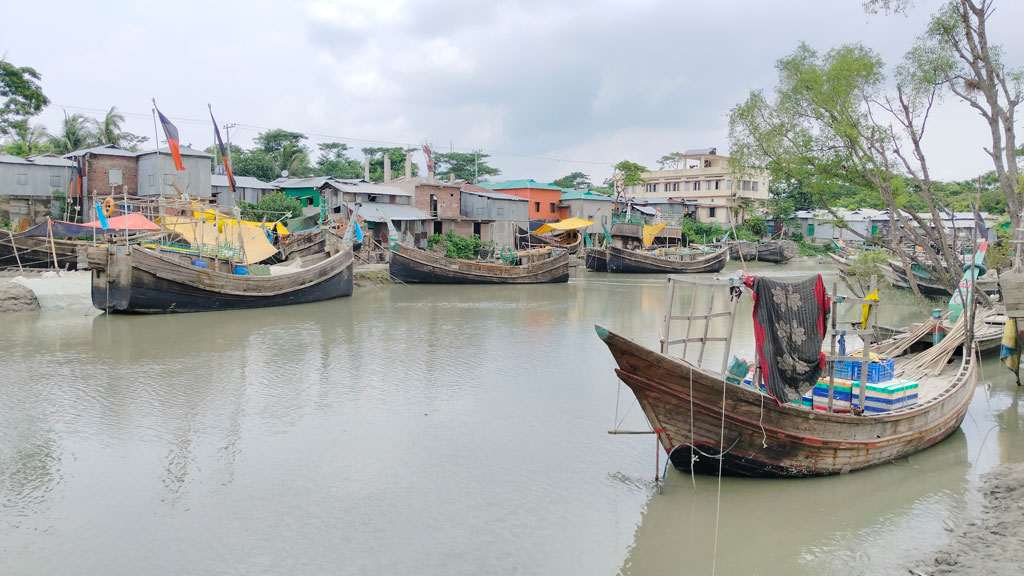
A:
[16, 173, 27, 185]
[714, 180, 721, 190]
[674, 182, 679, 191]
[693, 181, 701, 191]
[685, 182, 691, 191]
[108, 169, 123, 186]
[726, 180, 732, 191]
[549, 202, 556, 213]
[534, 201, 540, 212]
[49, 175, 61, 188]
[742, 180, 751, 191]
[752, 181, 759, 192]
[601, 215, 608, 225]
[708, 207, 717, 218]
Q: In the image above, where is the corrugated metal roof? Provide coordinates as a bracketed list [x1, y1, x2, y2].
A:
[271, 176, 332, 189]
[462, 189, 528, 202]
[64, 144, 137, 158]
[348, 201, 431, 222]
[1, 153, 74, 167]
[560, 189, 612, 201]
[480, 179, 561, 191]
[211, 174, 277, 189]
[136, 146, 212, 158]
[683, 147, 718, 156]
[333, 180, 411, 196]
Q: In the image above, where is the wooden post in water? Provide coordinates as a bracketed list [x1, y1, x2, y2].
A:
[47, 218, 60, 273]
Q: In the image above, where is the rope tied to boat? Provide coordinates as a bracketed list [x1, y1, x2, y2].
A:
[662, 434, 743, 480]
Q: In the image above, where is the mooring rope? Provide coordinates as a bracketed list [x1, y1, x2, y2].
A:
[710, 355, 729, 576]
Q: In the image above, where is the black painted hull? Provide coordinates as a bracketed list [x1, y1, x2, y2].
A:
[584, 248, 607, 272]
[606, 245, 729, 274]
[389, 245, 569, 284]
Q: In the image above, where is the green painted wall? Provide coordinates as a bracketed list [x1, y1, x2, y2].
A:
[282, 187, 320, 207]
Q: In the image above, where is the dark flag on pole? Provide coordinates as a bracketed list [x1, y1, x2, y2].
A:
[209, 105, 236, 192]
[973, 202, 989, 241]
[153, 99, 186, 171]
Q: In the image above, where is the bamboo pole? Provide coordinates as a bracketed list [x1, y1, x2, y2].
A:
[660, 278, 677, 354]
[856, 275, 878, 413]
[7, 229, 23, 272]
[827, 281, 838, 413]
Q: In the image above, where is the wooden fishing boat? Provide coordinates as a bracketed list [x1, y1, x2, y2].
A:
[584, 247, 608, 272]
[389, 243, 569, 284]
[88, 242, 354, 313]
[596, 275, 978, 478]
[755, 239, 798, 263]
[606, 244, 729, 274]
[828, 251, 852, 269]
[885, 258, 999, 297]
[728, 241, 757, 261]
[0, 234, 83, 270]
[278, 228, 326, 261]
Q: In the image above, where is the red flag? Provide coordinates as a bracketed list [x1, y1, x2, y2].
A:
[209, 105, 236, 192]
[153, 99, 186, 171]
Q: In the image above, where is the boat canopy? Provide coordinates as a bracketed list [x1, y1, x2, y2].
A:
[642, 223, 666, 247]
[534, 217, 594, 234]
[16, 214, 161, 238]
[193, 208, 290, 236]
[162, 215, 278, 264]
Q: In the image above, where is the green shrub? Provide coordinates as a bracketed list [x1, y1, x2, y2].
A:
[427, 231, 485, 259]
[238, 192, 303, 222]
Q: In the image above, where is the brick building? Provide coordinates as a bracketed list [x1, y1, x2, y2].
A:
[64, 145, 139, 219]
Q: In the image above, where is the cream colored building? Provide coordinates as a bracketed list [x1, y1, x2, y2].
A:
[625, 148, 769, 224]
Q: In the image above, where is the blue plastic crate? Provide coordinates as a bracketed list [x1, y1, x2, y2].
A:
[847, 358, 895, 384]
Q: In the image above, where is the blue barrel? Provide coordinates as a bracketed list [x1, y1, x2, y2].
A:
[192, 259, 208, 269]
[233, 265, 249, 275]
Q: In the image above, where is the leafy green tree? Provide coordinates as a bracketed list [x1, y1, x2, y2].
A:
[613, 160, 648, 191]
[869, 0, 1021, 227]
[728, 42, 967, 297]
[656, 152, 684, 170]
[552, 171, 591, 189]
[96, 106, 125, 146]
[2, 120, 51, 156]
[361, 146, 418, 182]
[232, 149, 277, 182]
[238, 191, 302, 221]
[253, 128, 313, 178]
[433, 151, 500, 183]
[315, 142, 364, 179]
[50, 111, 95, 154]
[0, 60, 49, 137]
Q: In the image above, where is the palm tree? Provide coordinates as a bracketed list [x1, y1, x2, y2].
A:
[97, 106, 125, 146]
[274, 142, 309, 177]
[50, 111, 95, 154]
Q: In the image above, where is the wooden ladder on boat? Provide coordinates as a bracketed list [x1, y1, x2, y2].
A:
[660, 275, 744, 374]
[823, 276, 880, 414]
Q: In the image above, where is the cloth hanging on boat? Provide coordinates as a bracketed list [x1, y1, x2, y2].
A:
[1001, 318, 1021, 383]
[16, 214, 160, 238]
[162, 216, 278, 264]
[642, 223, 666, 248]
[744, 274, 831, 404]
[862, 290, 879, 327]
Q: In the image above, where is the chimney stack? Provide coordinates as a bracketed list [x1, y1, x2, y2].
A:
[384, 154, 392, 183]
[405, 150, 412, 180]
[364, 156, 370, 181]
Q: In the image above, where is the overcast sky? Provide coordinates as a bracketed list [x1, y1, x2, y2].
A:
[3, 0, 1021, 185]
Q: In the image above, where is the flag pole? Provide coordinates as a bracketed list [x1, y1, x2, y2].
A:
[152, 104, 161, 201]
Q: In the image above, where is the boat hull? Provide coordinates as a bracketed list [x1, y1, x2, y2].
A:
[89, 246, 353, 313]
[0, 235, 82, 270]
[755, 240, 798, 263]
[389, 244, 569, 284]
[584, 247, 607, 272]
[606, 245, 729, 274]
[596, 326, 976, 477]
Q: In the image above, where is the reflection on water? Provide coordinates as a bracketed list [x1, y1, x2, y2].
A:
[0, 260, 1020, 575]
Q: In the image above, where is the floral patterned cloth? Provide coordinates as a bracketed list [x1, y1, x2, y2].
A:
[744, 275, 830, 404]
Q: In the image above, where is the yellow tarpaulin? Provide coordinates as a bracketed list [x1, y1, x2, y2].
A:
[193, 208, 290, 236]
[642, 223, 666, 248]
[534, 217, 595, 235]
[862, 290, 879, 327]
[162, 216, 279, 264]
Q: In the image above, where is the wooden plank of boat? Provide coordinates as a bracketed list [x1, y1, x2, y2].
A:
[595, 324, 977, 477]
[584, 247, 607, 272]
[88, 244, 354, 313]
[279, 228, 326, 261]
[606, 245, 729, 274]
[728, 241, 757, 261]
[389, 243, 569, 284]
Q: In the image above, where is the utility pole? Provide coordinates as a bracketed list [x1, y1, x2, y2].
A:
[223, 123, 237, 166]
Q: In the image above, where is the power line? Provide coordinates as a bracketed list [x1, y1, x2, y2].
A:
[48, 103, 617, 169]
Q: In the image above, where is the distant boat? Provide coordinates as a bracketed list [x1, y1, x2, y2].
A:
[584, 247, 608, 272]
[755, 240, 798, 263]
[389, 243, 569, 284]
[606, 245, 729, 274]
[88, 242, 354, 313]
[278, 228, 326, 261]
[728, 241, 757, 261]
